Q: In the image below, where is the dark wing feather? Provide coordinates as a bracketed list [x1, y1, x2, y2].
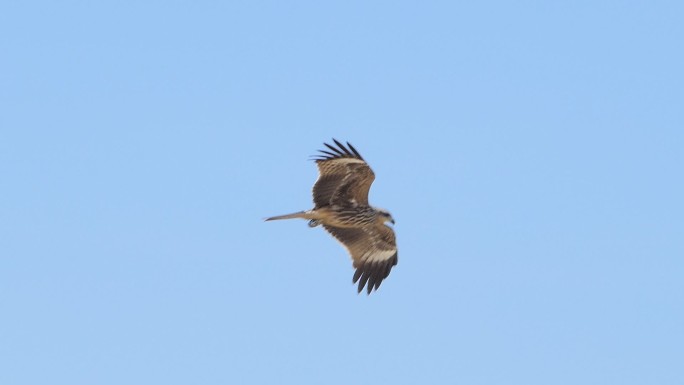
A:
[312, 140, 375, 208]
[322, 224, 398, 294]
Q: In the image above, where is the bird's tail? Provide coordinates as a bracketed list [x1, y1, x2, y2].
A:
[264, 211, 311, 221]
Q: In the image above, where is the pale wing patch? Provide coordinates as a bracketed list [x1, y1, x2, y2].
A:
[363, 248, 396, 263]
[324, 158, 366, 166]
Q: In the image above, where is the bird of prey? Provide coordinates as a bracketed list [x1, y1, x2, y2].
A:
[265, 139, 398, 294]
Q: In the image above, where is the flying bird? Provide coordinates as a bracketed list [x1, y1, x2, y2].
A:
[265, 139, 398, 294]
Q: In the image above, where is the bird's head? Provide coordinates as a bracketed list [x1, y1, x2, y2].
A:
[377, 208, 395, 225]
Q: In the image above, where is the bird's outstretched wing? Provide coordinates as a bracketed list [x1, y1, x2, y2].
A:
[322, 223, 398, 294]
[311, 139, 375, 208]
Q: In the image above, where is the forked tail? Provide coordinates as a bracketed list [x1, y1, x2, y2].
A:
[264, 211, 310, 221]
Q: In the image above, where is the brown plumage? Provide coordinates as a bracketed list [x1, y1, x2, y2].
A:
[265, 139, 398, 294]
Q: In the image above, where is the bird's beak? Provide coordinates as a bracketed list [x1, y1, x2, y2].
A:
[390, 219, 395, 225]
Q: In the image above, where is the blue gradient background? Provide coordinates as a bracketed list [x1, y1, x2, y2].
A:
[1, 1, 682, 384]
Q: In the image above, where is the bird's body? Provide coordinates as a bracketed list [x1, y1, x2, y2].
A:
[265, 139, 398, 294]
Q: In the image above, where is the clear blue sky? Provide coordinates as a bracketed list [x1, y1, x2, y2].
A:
[1, 1, 682, 384]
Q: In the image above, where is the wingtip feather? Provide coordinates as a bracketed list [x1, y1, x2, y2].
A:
[332, 138, 355, 157]
[316, 139, 365, 162]
[346, 142, 364, 160]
